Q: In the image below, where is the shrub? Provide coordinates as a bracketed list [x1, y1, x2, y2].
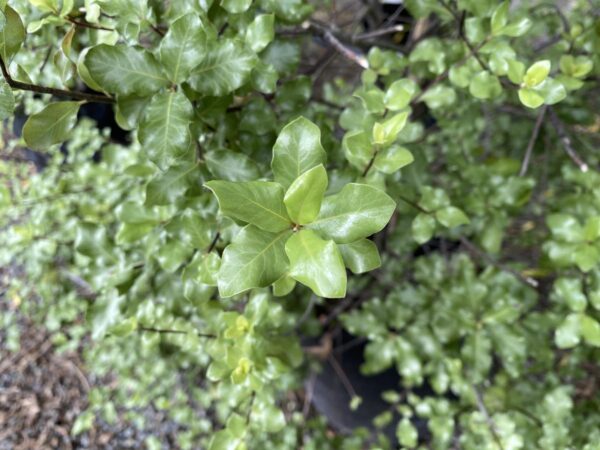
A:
[1, 0, 599, 448]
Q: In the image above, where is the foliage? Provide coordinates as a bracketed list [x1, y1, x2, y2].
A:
[1, 0, 600, 449]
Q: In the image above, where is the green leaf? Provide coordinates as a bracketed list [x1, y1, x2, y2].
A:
[491, 1, 509, 34]
[468, 71, 502, 99]
[217, 225, 291, 297]
[523, 60, 550, 88]
[343, 130, 373, 170]
[272, 276, 296, 296]
[246, 13, 274, 53]
[412, 212, 436, 244]
[0, 79, 14, 120]
[307, 183, 396, 244]
[108, 317, 138, 337]
[284, 164, 328, 225]
[205, 180, 291, 232]
[518, 88, 544, 109]
[209, 429, 241, 450]
[537, 78, 567, 105]
[272, 116, 327, 188]
[384, 78, 419, 111]
[205, 149, 260, 182]
[145, 163, 198, 206]
[338, 239, 381, 274]
[555, 313, 581, 349]
[396, 418, 418, 448]
[547, 214, 583, 243]
[0, 5, 25, 61]
[435, 206, 469, 228]
[159, 13, 211, 83]
[23, 101, 81, 150]
[573, 244, 599, 272]
[250, 400, 286, 433]
[372, 112, 409, 146]
[285, 229, 346, 298]
[581, 314, 600, 347]
[221, 0, 252, 14]
[507, 59, 525, 84]
[189, 40, 256, 96]
[139, 91, 194, 170]
[499, 18, 531, 37]
[560, 55, 593, 79]
[420, 84, 456, 109]
[373, 145, 414, 174]
[85, 44, 169, 96]
[554, 278, 587, 312]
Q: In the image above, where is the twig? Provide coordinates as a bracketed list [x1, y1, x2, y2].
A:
[397, 194, 431, 214]
[139, 326, 216, 338]
[308, 21, 369, 68]
[548, 108, 589, 172]
[67, 16, 114, 31]
[0, 55, 114, 103]
[519, 106, 547, 176]
[474, 385, 505, 450]
[206, 232, 221, 253]
[327, 354, 358, 400]
[354, 25, 404, 41]
[459, 236, 539, 288]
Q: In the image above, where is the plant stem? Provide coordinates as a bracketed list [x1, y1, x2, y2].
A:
[519, 106, 548, 176]
[0, 55, 114, 104]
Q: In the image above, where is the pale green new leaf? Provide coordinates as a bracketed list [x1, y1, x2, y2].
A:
[435, 206, 470, 228]
[581, 314, 600, 347]
[246, 13, 274, 53]
[159, 13, 211, 83]
[523, 60, 550, 88]
[412, 212, 436, 244]
[217, 225, 291, 297]
[491, 1, 509, 34]
[384, 78, 419, 111]
[343, 130, 373, 170]
[518, 88, 544, 109]
[272, 116, 327, 188]
[205, 180, 291, 232]
[338, 239, 381, 274]
[23, 101, 81, 150]
[373, 145, 414, 174]
[307, 183, 396, 244]
[188, 40, 256, 96]
[0, 5, 25, 61]
[372, 111, 409, 146]
[284, 164, 328, 225]
[85, 44, 169, 96]
[138, 91, 194, 170]
[285, 229, 346, 298]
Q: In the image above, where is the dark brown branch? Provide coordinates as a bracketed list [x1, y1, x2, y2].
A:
[548, 108, 589, 172]
[0, 55, 114, 103]
[206, 232, 221, 253]
[67, 16, 114, 31]
[519, 106, 548, 176]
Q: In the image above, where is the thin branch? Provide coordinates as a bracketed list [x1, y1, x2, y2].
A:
[474, 386, 505, 450]
[139, 326, 216, 338]
[548, 108, 589, 172]
[397, 194, 431, 214]
[0, 55, 114, 103]
[327, 354, 358, 400]
[354, 24, 404, 41]
[459, 237, 539, 288]
[206, 232, 221, 253]
[519, 106, 547, 176]
[66, 16, 114, 31]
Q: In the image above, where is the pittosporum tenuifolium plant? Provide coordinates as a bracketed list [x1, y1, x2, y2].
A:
[206, 116, 395, 298]
[1, 0, 600, 449]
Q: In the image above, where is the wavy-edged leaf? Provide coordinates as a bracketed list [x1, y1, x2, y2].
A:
[205, 180, 291, 232]
[272, 116, 326, 188]
[145, 163, 199, 206]
[23, 101, 81, 150]
[307, 183, 396, 244]
[285, 229, 346, 298]
[85, 44, 169, 96]
[139, 91, 194, 170]
[188, 39, 256, 96]
[159, 13, 212, 83]
[217, 225, 291, 297]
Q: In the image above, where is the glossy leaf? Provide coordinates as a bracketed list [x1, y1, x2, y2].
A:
[221, 0, 252, 14]
[272, 116, 327, 188]
[205, 180, 291, 232]
[0, 5, 25, 61]
[283, 164, 328, 225]
[159, 13, 211, 83]
[435, 206, 470, 228]
[188, 40, 256, 96]
[307, 183, 396, 244]
[23, 101, 81, 150]
[145, 163, 199, 206]
[412, 212, 436, 244]
[246, 13, 274, 53]
[372, 112, 409, 146]
[523, 60, 550, 88]
[217, 225, 291, 297]
[338, 239, 381, 274]
[85, 44, 169, 96]
[205, 150, 260, 182]
[373, 145, 414, 174]
[285, 229, 346, 298]
[384, 78, 419, 111]
[139, 91, 194, 170]
[518, 88, 544, 109]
